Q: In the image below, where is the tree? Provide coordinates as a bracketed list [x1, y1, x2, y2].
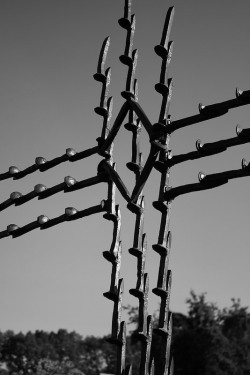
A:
[36, 359, 84, 375]
[172, 291, 250, 375]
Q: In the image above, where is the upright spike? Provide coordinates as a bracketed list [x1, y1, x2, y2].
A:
[107, 278, 124, 344]
[119, 14, 136, 66]
[130, 233, 147, 298]
[94, 37, 110, 82]
[155, 7, 175, 58]
[139, 315, 153, 375]
[116, 321, 127, 375]
[118, 0, 132, 29]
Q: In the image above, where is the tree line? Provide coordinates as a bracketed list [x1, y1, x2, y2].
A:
[0, 291, 249, 375]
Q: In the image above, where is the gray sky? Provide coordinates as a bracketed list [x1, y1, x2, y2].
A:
[0, 0, 250, 337]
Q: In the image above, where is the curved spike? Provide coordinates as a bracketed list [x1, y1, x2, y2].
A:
[94, 36, 110, 82]
[155, 7, 175, 58]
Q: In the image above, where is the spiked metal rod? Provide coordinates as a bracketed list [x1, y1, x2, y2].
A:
[130, 144, 160, 204]
[154, 313, 173, 375]
[129, 195, 144, 254]
[130, 233, 147, 295]
[99, 101, 130, 154]
[119, 14, 136, 67]
[152, 231, 172, 295]
[0, 201, 107, 239]
[127, 97, 153, 137]
[139, 315, 153, 375]
[106, 278, 124, 345]
[155, 7, 175, 59]
[131, 273, 149, 339]
[0, 146, 99, 182]
[125, 79, 143, 176]
[169, 125, 250, 166]
[0, 172, 109, 211]
[168, 88, 250, 133]
[118, 0, 132, 29]
[164, 161, 250, 201]
[116, 321, 130, 375]
[98, 160, 131, 202]
[103, 167, 117, 220]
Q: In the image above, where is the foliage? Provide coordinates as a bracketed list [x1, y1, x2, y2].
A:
[36, 359, 84, 375]
[172, 291, 250, 375]
[0, 293, 249, 374]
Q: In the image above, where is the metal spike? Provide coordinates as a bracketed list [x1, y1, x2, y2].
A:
[93, 36, 110, 82]
[118, 0, 132, 29]
[155, 7, 175, 58]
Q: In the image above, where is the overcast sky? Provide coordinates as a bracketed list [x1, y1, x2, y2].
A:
[0, 0, 250, 337]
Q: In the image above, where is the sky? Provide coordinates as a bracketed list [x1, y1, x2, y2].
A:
[0, 0, 250, 338]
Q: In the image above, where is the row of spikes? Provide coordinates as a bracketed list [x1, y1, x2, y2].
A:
[94, 3, 131, 374]
[0, 146, 99, 182]
[101, 168, 129, 375]
[151, 6, 175, 375]
[0, 201, 107, 239]
[1, 91, 249, 185]
[168, 88, 250, 133]
[119, 0, 143, 184]
[2, 121, 249, 216]
[0, 166, 123, 240]
[164, 124, 250, 168]
[123, 88, 250, 139]
[164, 158, 250, 201]
[119, 3, 156, 375]
[0, 170, 109, 213]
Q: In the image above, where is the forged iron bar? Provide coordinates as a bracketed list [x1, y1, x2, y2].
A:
[130, 144, 160, 204]
[103, 205, 121, 264]
[132, 273, 149, 338]
[123, 49, 138, 99]
[107, 278, 124, 344]
[103, 167, 117, 220]
[94, 36, 115, 160]
[103, 240, 122, 301]
[129, 233, 147, 295]
[168, 88, 250, 133]
[98, 160, 131, 202]
[155, 313, 173, 375]
[101, 96, 113, 140]
[164, 161, 250, 201]
[0, 201, 107, 239]
[94, 36, 110, 82]
[139, 315, 153, 375]
[125, 80, 143, 176]
[155, 270, 172, 333]
[152, 231, 171, 294]
[127, 97, 153, 137]
[129, 195, 144, 253]
[0, 173, 108, 213]
[119, 13, 136, 67]
[95, 67, 111, 117]
[168, 125, 250, 166]
[150, 9, 175, 373]
[0, 146, 99, 182]
[118, 0, 132, 29]
[156, 42, 173, 94]
[155, 7, 175, 59]
[158, 79, 173, 125]
[116, 321, 127, 375]
[99, 101, 130, 153]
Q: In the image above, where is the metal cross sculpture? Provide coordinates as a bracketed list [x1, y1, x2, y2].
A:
[1, 1, 250, 374]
